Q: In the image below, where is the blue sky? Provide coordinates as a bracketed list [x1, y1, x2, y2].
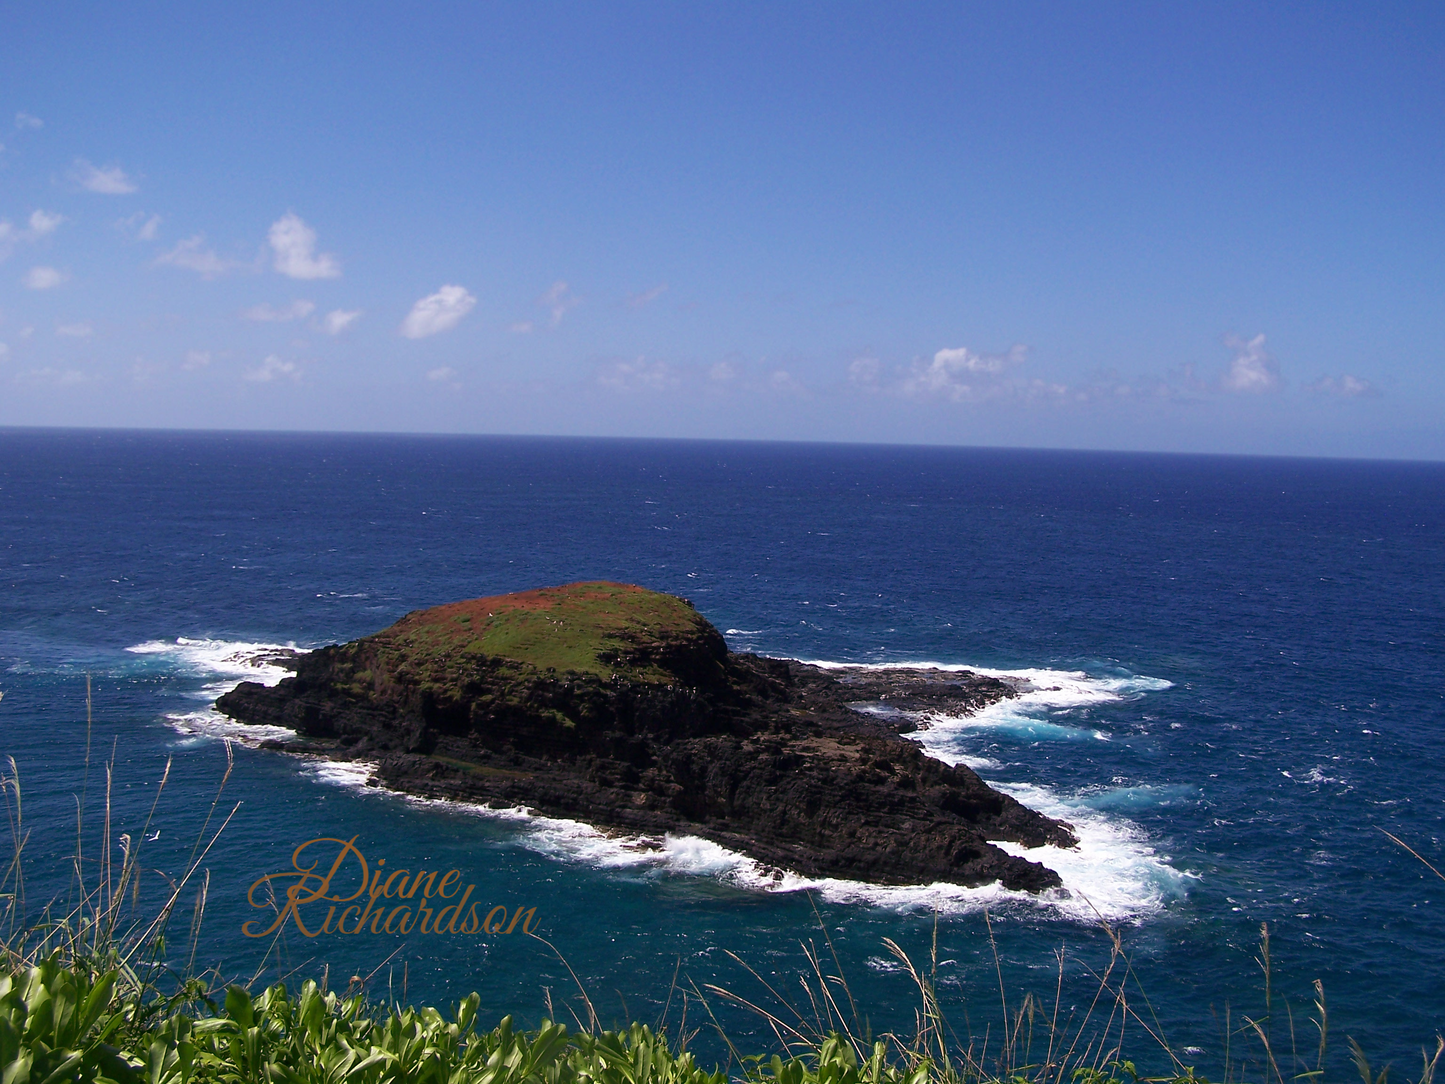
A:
[2, 3, 1442, 457]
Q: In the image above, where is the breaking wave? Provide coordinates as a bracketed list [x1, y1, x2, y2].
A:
[126, 637, 304, 743]
[298, 759, 1189, 925]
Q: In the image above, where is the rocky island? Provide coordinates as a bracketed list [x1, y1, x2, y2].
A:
[217, 582, 1076, 892]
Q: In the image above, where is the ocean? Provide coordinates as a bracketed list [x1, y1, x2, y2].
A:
[1, 428, 1442, 1070]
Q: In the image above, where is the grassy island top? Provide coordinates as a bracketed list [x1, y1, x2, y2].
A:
[366, 581, 721, 682]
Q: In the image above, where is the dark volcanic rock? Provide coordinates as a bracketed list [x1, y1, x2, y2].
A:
[217, 582, 1076, 891]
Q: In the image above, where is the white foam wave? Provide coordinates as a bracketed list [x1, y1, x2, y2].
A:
[802, 660, 1172, 758]
[161, 707, 296, 744]
[127, 637, 305, 744]
[726, 778, 1189, 922]
[784, 657, 1188, 920]
[989, 782, 1194, 922]
[301, 759, 377, 789]
[959, 755, 1001, 771]
[127, 637, 301, 693]
[293, 750, 1180, 923]
[806, 658, 1166, 704]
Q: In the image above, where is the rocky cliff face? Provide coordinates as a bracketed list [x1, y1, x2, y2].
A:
[217, 582, 1076, 892]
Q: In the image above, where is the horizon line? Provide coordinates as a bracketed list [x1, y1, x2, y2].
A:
[1, 423, 1441, 467]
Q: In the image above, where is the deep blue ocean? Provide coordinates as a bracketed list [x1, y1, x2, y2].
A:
[1, 429, 1442, 1072]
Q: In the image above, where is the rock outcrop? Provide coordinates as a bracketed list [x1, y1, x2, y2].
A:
[217, 582, 1075, 891]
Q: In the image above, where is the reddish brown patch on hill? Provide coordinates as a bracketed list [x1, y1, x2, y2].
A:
[396, 582, 648, 628]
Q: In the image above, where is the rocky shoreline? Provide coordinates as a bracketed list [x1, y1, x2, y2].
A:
[217, 583, 1077, 892]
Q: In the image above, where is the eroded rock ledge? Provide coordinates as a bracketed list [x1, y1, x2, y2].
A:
[217, 582, 1076, 892]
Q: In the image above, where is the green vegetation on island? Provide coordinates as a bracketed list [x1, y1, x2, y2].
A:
[354, 582, 727, 686]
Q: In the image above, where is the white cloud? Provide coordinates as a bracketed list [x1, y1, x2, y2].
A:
[1221, 333, 1280, 393]
[131, 358, 163, 382]
[401, 285, 475, 339]
[933, 345, 1023, 375]
[1307, 374, 1378, 398]
[155, 235, 241, 279]
[0, 342, 8, 359]
[14, 112, 42, 130]
[847, 356, 881, 391]
[320, 309, 361, 335]
[17, 367, 87, 386]
[24, 266, 67, 290]
[1, 212, 65, 261]
[427, 366, 457, 382]
[508, 321, 534, 334]
[268, 213, 340, 280]
[767, 370, 807, 395]
[118, 212, 161, 241]
[1020, 377, 1070, 400]
[900, 344, 1028, 401]
[708, 361, 737, 383]
[242, 299, 315, 322]
[626, 283, 668, 308]
[539, 281, 579, 326]
[597, 357, 678, 390]
[56, 321, 93, 338]
[244, 354, 299, 382]
[25, 210, 63, 239]
[183, 350, 211, 370]
[71, 159, 138, 194]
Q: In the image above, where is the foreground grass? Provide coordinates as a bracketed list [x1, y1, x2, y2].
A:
[8, 903, 1441, 1084]
[1, 956, 730, 1084]
[0, 950, 1192, 1084]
